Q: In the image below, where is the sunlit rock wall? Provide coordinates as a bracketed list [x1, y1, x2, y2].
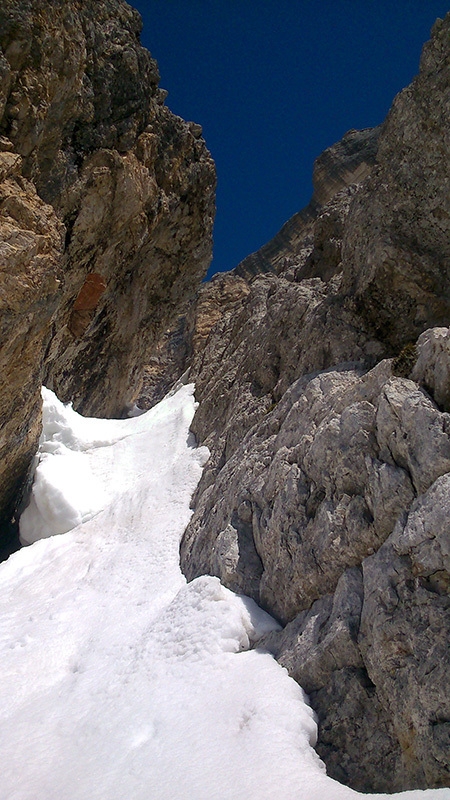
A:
[0, 0, 215, 535]
[170, 13, 450, 793]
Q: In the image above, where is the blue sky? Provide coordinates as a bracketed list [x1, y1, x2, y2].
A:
[131, 1, 449, 278]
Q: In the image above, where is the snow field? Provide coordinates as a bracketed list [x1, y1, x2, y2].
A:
[0, 385, 447, 799]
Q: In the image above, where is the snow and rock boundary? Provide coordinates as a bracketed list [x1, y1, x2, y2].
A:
[0, 385, 447, 798]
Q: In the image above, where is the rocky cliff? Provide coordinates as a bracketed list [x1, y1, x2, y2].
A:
[0, 0, 215, 546]
[1, 2, 449, 794]
[142, 13, 450, 794]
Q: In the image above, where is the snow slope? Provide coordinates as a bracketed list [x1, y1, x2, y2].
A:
[0, 385, 448, 800]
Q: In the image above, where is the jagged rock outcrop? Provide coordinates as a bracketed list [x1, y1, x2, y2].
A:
[138, 125, 382, 415]
[140, 153, 386, 472]
[236, 126, 380, 280]
[180, 335, 450, 792]
[139, 271, 250, 410]
[146, 13, 450, 793]
[341, 16, 450, 351]
[0, 0, 215, 541]
[2, 0, 449, 793]
[0, 142, 64, 549]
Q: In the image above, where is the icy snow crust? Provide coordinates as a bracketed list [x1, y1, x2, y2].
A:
[0, 385, 446, 799]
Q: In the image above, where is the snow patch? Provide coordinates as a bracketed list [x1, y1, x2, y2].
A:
[0, 385, 446, 799]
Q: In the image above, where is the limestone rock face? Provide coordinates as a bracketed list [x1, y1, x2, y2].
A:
[182, 353, 450, 792]
[2, 1, 449, 792]
[141, 183, 384, 484]
[412, 327, 450, 412]
[43, 109, 215, 417]
[359, 481, 450, 788]
[0, 0, 215, 416]
[139, 126, 385, 476]
[341, 16, 450, 351]
[0, 0, 158, 202]
[0, 142, 64, 532]
[0, 0, 215, 535]
[236, 126, 380, 280]
[173, 13, 450, 793]
[139, 271, 250, 410]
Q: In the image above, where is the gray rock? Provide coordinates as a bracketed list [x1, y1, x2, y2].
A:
[341, 15, 450, 352]
[376, 378, 450, 494]
[177, 11, 450, 793]
[175, 25, 450, 784]
[181, 344, 450, 790]
[412, 327, 450, 411]
[394, 474, 450, 588]
[3, 1, 449, 792]
[360, 480, 450, 787]
[262, 568, 365, 691]
[258, 568, 404, 793]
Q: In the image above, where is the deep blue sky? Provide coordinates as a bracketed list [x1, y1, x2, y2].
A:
[132, 1, 449, 278]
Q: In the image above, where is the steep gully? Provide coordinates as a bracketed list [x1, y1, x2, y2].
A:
[0, 1, 449, 794]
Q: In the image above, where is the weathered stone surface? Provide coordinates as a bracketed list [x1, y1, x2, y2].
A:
[140, 121, 387, 478]
[138, 117, 386, 450]
[0, 145, 64, 537]
[172, 20, 450, 790]
[360, 476, 450, 788]
[341, 15, 450, 352]
[259, 463, 450, 793]
[43, 114, 215, 416]
[312, 127, 380, 208]
[129, 9, 450, 792]
[0, 0, 215, 540]
[376, 378, 450, 495]
[260, 569, 403, 793]
[412, 327, 450, 412]
[182, 349, 449, 790]
[183, 361, 402, 620]
[1, 1, 449, 792]
[175, 17, 450, 785]
[143, 267, 384, 492]
[0, 0, 159, 203]
[236, 126, 380, 280]
[139, 271, 250, 410]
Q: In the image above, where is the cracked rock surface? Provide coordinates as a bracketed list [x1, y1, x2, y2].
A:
[182, 352, 450, 792]
[145, 13, 450, 792]
[0, 0, 215, 538]
[1, 1, 449, 793]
